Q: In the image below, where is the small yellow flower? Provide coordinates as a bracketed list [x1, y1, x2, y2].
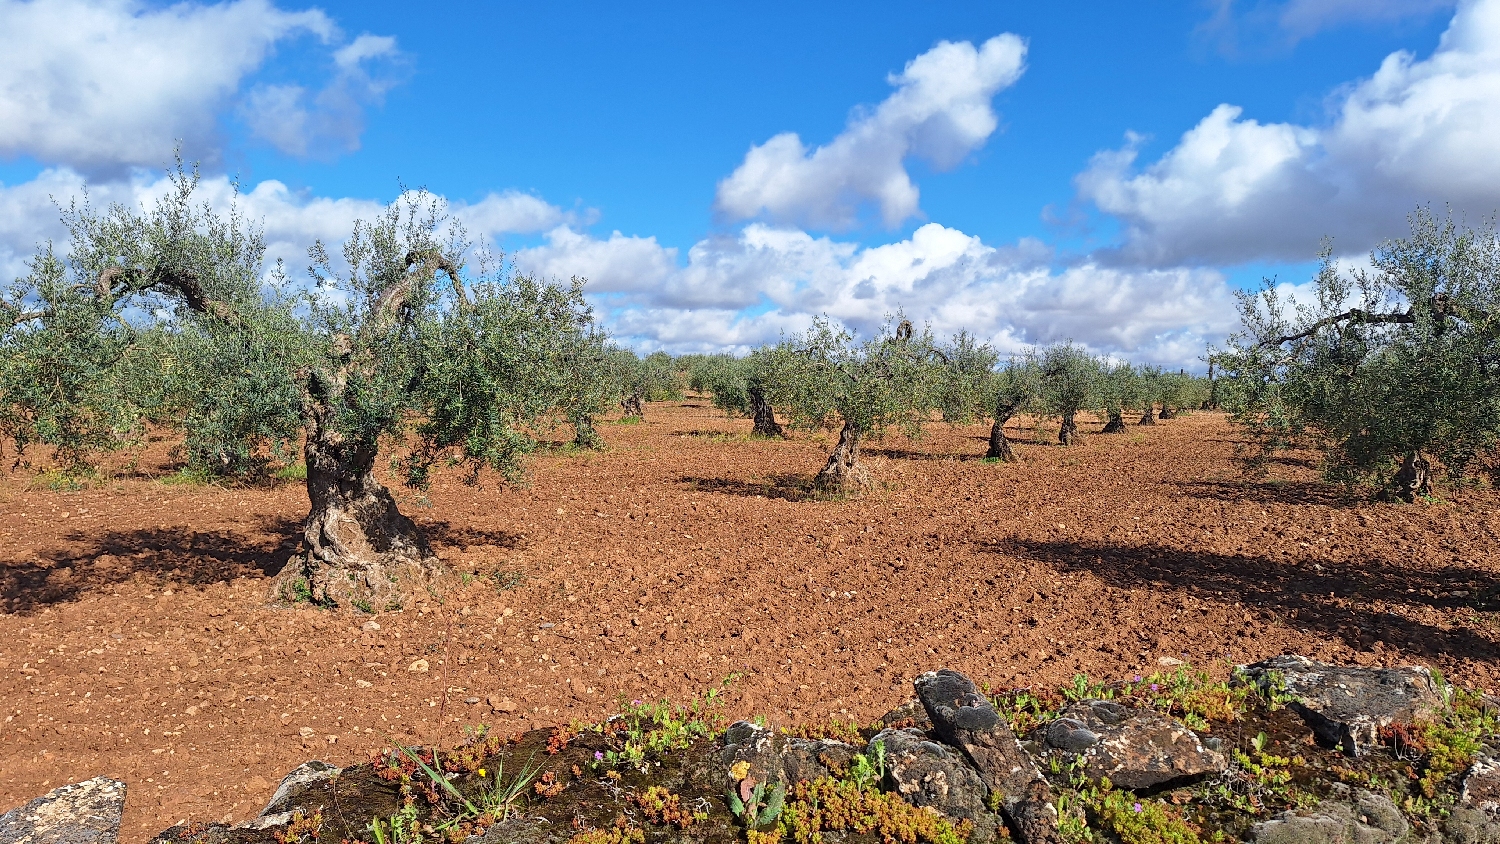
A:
[478, 768, 487, 778]
[729, 760, 751, 782]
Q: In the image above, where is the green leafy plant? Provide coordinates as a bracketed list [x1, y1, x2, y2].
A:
[1064, 673, 1116, 702]
[594, 677, 736, 771]
[847, 741, 887, 792]
[728, 779, 787, 830]
[475, 754, 542, 821]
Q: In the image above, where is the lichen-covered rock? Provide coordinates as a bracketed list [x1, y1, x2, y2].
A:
[875, 727, 1003, 844]
[720, 721, 784, 789]
[258, 760, 340, 824]
[916, 668, 1062, 844]
[781, 737, 857, 784]
[1238, 655, 1442, 757]
[1037, 700, 1225, 789]
[878, 698, 935, 732]
[1464, 750, 1500, 818]
[1446, 806, 1500, 844]
[718, 721, 856, 790]
[1251, 785, 1414, 844]
[0, 777, 126, 844]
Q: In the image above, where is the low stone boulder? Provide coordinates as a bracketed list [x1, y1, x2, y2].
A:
[875, 727, 1002, 844]
[1446, 806, 1500, 844]
[1464, 750, 1500, 819]
[916, 668, 1062, 844]
[257, 760, 340, 826]
[0, 777, 126, 844]
[1251, 785, 1414, 844]
[1036, 700, 1226, 789]
[1237, 655, 1442, 757]
[718, 721, 857, 790]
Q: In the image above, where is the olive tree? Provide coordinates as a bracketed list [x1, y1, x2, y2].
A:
[1096, 362, 1140, 434]
[693, 351, 786, 437]
[1134, 365, 1167, 425]
[1038, 342, 1101, 445]
[614, 349, 682, 418]
[1218, 209, 1500, 501]
[932, 333, 1040, 461]
[983, 354, 1042, 460]
[763, 316, 942, 492]
[1, 167, 610, 607]
[1158, 369, 1207, 418]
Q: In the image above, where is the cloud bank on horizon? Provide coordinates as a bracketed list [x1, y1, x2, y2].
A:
[2, 0, 1500, 368]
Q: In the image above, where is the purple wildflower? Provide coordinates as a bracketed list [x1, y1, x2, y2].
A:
[594, 751, 604, 761]
[1150, 683, 1159, 692]
[1133, 802, 1143, 814]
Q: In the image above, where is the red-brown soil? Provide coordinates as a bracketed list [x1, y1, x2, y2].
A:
[2, 404, 1499, 841]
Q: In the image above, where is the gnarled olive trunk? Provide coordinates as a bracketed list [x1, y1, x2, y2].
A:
[1389, 451, 1432, 503]
[1138, 404, 1156, 425]
[985, 399, 1022, 461]
[748, 385, 785, 438]
[273, 404, 439, 609]
[1159, 405, 1177, 420]
[1058, 413, 1079, 446]
[985, 420, 1016, 461]
[573, 413, 604, 450]
[1101, 411, 1126, 434]
[815, 420, 872, 493]
[620, 393, 645, 418]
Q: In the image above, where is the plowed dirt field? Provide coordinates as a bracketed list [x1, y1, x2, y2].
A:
[2, 403, 1498, 841]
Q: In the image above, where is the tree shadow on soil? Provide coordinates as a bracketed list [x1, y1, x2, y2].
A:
[991, 538, 1500, 663]
[420, 521, 527, 551]
[678, 474, 820, 502]
[863, 447, 985, 462]
[0, 517, 526, 613]
[1176, 479, 1365, 509]
[1, 517, 301, 613]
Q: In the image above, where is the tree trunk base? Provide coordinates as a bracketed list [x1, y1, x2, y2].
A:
[1101, 413, 1126, 434]
[749, 388, 785, 438]
[1138, 406, 1156, 426]
[1387, 452, 1432, 503]
[1059, 418, 1079, 446]
[620, 395, 644, 418]
[573, 416, 604, 450]
[274, 479, 441, 610]
[1159, 406, 1177, 420]
[985, 419, 1016, 461]
[814, 422, 871, 494]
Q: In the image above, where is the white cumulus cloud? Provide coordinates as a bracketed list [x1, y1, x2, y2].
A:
[1083, 0, 1500, 266]
[714, 35, 1027, 230]
[0, 0, 400, 174]
[240, 33, 404, 158]
[0, 170, 578, 287]
[516, 222, 1233, 365]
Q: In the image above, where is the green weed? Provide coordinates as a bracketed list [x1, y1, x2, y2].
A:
[274, 461, 308, 481]
[593, 676, 737, 771]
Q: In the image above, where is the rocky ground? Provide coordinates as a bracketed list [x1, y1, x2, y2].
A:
[2, 404, 1499, 841]
[12, 656, 1500, 844]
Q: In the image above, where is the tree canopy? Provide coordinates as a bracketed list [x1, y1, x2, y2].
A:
[1218, 209, 1500, 501]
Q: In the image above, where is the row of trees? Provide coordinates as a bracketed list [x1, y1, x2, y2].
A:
[13, 167, 1481, 606]
[675, 329, 1209, 489]
[0, 170, 1209, 608]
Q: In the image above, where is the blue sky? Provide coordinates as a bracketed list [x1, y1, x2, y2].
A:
[0, 0, 1489, 366]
